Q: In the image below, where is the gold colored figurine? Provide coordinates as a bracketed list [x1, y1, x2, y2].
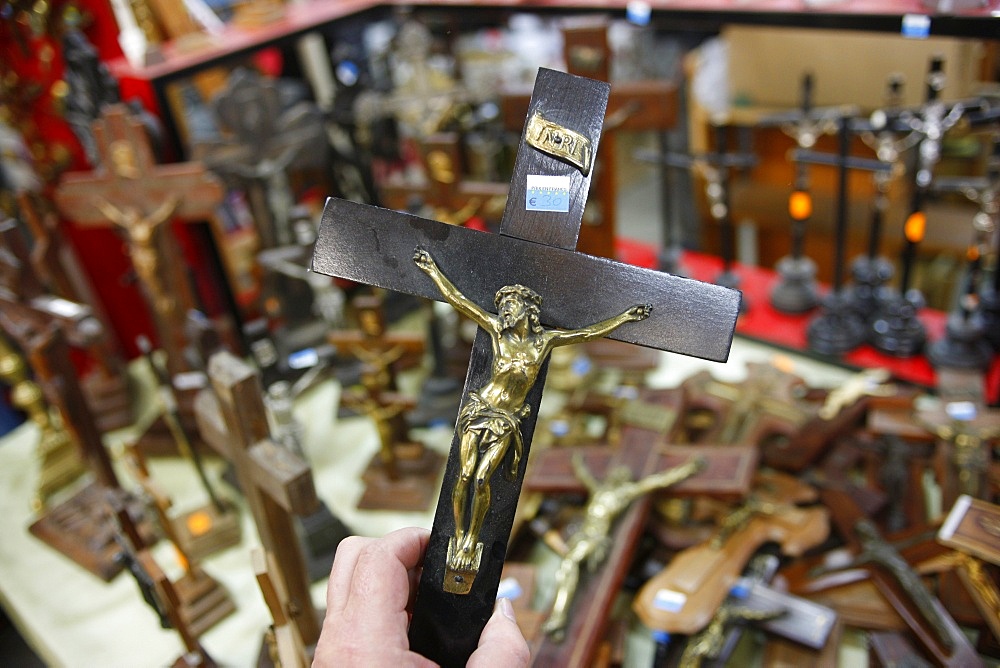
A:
[93, 192, 180, 319]
[0, 333, 87, 510]
[678, 601, 784, 668]
[924, 411, 1000, 500]
[413, 248, 652, 593]
[541, 454, 705, 638]
[818, 368, 895, 420]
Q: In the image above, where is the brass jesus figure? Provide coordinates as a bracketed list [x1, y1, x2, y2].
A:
[413, 248, 652, 592]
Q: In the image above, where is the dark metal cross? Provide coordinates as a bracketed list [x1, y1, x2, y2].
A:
[311, 67, 741, 666]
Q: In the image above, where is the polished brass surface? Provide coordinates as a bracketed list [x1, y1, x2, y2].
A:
[414, 247, 650, 592]
[525, 113, 593, 176]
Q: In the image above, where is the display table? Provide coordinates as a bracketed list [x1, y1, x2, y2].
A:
[0, 337, 872, 666]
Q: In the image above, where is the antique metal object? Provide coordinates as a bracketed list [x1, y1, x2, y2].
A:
[541, 454, 703, 638]
[415, 247, 651, 592]
[525, 113, 593, 175]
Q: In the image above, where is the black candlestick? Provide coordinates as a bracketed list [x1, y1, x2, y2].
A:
[870, 57, 952, 357]
[807, 115, 867, 355]
[658, 130, 686, 276]
[847, 180, 895, 321]
[712, 122, 741, 294]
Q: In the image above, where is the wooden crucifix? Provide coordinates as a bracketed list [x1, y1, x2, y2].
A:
[521, 428, 754, 665]
[0, 217, 132, 432]
[376, 132, 508, 226]
[634, 472, 830, 637]
[0, 312, 155, 579]
[106, 491, 218, 668]
[11, 200, 133, 431]
[311, 67, 741, 665]
[53, 103, 226, 377]
[799, 488, 983, 666]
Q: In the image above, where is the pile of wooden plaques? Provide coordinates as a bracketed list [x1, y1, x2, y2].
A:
[505, 350, 1000, 667]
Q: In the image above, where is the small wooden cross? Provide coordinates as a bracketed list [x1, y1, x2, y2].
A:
[311, 67, 740, 665]
[199, 350, 325, 646]
[327, 292, 424, 394]
[107, 492, 218, 668]
[118, 445, 236, 637]
[633, 472, 830, 637]
[0, 217, 132, 431]
[522, 428, 749, 665]
[809, 488, 983, 666]
[680, 362, 813, 447]
[54, 104, 225, 376]
[0, 315, 156, 579]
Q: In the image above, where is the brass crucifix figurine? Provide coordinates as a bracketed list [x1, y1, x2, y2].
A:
[541, 453, 705, 638]
[413, 247, 652, 590]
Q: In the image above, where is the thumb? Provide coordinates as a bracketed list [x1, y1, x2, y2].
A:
[467, 598, 530, 668]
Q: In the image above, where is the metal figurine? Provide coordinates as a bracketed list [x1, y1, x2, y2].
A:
[413, 247, 652, 589]
[766, 73, 839, 314]
[817, 368, 894, 421]
[541, 454, 705, 638]
[871, 57, 965, 357]
[813, 518, 956, 650]
[927, 138, 998, 368]
[923, 404, 1000, 500]
[850, 75, 909, 319]
[678, 601, 785, 668]
[0, 331, 87, 510]
[95, 193, 179, 318]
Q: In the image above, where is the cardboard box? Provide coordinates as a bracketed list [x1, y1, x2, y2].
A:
[724, 25, 984, 109]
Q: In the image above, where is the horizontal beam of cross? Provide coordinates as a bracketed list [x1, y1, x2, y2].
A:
[312, 198, 740, 363]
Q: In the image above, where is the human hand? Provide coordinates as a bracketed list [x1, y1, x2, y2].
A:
[313, 527, 530, 667]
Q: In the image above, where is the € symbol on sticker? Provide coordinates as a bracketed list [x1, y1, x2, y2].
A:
[529, 198, 537, 206]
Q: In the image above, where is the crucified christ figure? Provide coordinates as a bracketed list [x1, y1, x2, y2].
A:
[413, 247, 652, 581]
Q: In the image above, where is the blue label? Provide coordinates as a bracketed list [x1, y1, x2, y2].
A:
[526, 174, 570, 212]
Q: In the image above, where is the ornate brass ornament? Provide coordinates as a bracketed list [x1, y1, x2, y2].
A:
[525, 113, 593, 176]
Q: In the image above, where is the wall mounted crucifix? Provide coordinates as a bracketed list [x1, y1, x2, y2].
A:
[311, 67, 741, 666]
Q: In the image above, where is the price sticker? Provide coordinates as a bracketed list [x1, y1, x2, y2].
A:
[526, 174, 570, 213]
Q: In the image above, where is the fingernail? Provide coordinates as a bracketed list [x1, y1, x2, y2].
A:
[497, 597, 516, 622]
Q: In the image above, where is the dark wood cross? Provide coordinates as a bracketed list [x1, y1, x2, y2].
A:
[0, 314, 154, 579]
[311, 68, 740, 665]
[107, 492, 218, 668]
[500, 19, 677, 260]
[0, 329, 88, 509]
[806, 489, 982, 666]
[119, 444, 236, 637]
[15, 198, 132, 430]
[0, 217, 132, 431]
[53, 103, 226, 377]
